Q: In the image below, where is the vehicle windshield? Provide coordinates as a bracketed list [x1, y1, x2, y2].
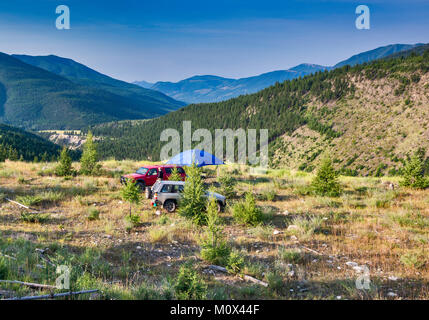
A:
[152, 181, 162, 192]
[136, 167, 148, 175]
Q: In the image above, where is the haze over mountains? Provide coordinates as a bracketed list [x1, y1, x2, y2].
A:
[0, 54, 185, 130]
[135, 44, 423, 103]
[0, 42, 424, 135]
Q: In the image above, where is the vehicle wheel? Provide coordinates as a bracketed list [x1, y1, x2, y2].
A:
[136, 181, 145, 192]
[217, 202, 223, 213]
[145, 187, 152, 199]
[164, 200, 176, 213]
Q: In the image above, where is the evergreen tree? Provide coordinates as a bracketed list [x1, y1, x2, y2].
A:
[41, 152, 48, 163]
[174, 262, 207, 300]
[400, 150, 429, 189]
[168, 167, 182, 181]
[218, 173, 236, 199]
[178, 164, 207, 225]
[55, 147, 73, 176]
[0, 145, 7, 162]
[120, 178, 141, 217]
[200, 196, 231, 265]
[8, 146, 18, 161]
[311, 157, 342, 196]
[80, 131, 101, 175]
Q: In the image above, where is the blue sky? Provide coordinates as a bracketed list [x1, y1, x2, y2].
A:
[0, 0, 428, 82]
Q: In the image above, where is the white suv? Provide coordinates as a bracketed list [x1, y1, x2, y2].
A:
[149, 181, 226, 213]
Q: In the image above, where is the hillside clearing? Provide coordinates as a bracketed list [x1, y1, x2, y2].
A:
[0, 160, 428, 300]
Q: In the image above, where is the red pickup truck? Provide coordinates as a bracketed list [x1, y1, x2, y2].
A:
[120, 165, 186, 191]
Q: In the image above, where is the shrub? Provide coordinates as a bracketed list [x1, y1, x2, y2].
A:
[87, 208, 100, 221]
[55, 147, 74, 177]
[226, 250, 245, 275]
[218, 174, 236, 199]
[174, 262, 207, 300]
[0, 257, 9, 279]
[311, 158, 342, 196]
[80, 131, 101, 176]
[200, 196, 231, 266]
[20, 212, 50, 223]
[232, 193, 263, 226]
[266, 271, 284, 293]
[400, 150, 429, 189]
[400, 252, 426, 269]
[178, 164, 207, 225]
[16, 195, 43, 207]
[124, 213, 141, 232]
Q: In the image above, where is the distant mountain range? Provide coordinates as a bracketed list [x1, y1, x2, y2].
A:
[134, 43, 423, 103]
[0, 43, 424, 131]
[0, 54, 185, 130]
[95, 43, 429, 176]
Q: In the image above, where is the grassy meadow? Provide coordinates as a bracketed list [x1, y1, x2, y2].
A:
[0, 159, 428, 300]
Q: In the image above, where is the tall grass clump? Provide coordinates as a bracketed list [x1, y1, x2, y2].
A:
[259, 188, 276, 201]
[290, 215, 323, 238]
[278, 247, 303, 264]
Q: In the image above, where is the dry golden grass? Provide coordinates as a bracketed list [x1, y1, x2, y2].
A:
[0, 160, 428, 300]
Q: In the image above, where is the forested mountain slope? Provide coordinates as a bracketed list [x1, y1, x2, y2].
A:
[0, 53, 184, 130]
[13, 54, 185, 114]
[92, 46, 429, 176]
[0, 123, 78, 161]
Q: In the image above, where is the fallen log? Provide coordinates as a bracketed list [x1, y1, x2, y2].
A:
[6, 289, 99, 300]
[243, 275, 268, 287]
[5, 198, 37, 211]
[207, 265, 268, 287]
[0, 252, 17, 260]
[208, 265, 228, 273]
[0, 280, 57, 289]
[301, 246, 322, 256]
